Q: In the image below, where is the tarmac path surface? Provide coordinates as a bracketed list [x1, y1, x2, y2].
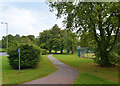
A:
[23, 54, 79, 84]
[0, 52, 8, 56]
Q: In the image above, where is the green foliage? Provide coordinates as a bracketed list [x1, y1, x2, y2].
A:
[20, 36, 31, 43]
[7, 42, 19, 54]
[39, 24, 78, 54]
[79, 32, 97, 50]
[41, 49, 47, 55]
[27, 35, 35, 41]
[1, 34, 36, 49]
[63, 30, 78, 54]
[49, 2, 120, 66]
[7, 44, 40, 69]
[39, 30, 52, 52]
[52, 37, 61, 53]
[39, 24, 62, 53]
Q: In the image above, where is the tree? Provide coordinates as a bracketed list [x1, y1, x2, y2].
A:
[50, 24, 63, 53]
[59, 30, 65, 53]
[2, 34, 32, 49]
[39, 30, 52, 53]
[79, 32, 97, 50]
[113, 34, 120, 56]
[21, 36, 31, 44]
[63, 30, 77, 54]
[49, 2, 120, 66]
[27, 35, 35, 41]
[2, 36, 7, 48]
[39, 24, 63, 53]
[52, 37, 61, 53]
[2, 34, 16, 48]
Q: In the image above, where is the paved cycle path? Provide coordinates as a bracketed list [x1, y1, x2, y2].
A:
[0, 52, 8, 56]
[23, 54, 79, 84]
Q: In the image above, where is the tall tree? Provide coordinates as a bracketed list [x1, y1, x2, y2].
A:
[39, 24, 63, 53]
[27, 35, 35, 41]
[59, 30, 65, 53]
[50, 24, 63, 53]
[63, 30, 77, 54]
[39, 30, 52, 53]
[79, 32, 97, 50]
[49, 2, 120, 66]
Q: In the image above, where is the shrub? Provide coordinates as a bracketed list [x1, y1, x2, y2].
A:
[41, 49, 47, 55]
[7, 43, 40, 69]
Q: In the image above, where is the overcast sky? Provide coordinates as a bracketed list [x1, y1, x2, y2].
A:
[0, 1, 64, 39]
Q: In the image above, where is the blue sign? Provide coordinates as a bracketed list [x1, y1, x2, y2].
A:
[18, 48, 20, 53]
[18, 48, 20, 74]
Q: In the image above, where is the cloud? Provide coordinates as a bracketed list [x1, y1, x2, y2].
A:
[0, 2, 63, 39]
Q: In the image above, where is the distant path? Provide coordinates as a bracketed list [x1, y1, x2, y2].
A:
[23, 54, 79, 84]
[0, 52, 8, 56]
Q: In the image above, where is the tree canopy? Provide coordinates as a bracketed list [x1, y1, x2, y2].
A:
[39, 24, 78, 54]
[1, 34, 36, 49]
[49, 2, 120, 66]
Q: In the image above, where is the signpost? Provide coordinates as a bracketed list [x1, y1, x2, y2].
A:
[18, 48, 20, 74]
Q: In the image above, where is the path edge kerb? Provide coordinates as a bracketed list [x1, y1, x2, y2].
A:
[22, 55, 58, 84]
[52, 54, 80, 84]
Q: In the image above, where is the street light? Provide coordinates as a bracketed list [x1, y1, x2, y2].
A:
[1, 22, 8, 50]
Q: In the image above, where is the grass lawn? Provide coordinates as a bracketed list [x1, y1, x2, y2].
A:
[2, 55, 57, 84]
[0, 48, 6, 52]
[0, 56, 2, 85]
[53, 53, 119, 84]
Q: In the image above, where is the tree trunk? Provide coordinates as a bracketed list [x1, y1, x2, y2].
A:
[55, 51, 57, 54]
[98, 42, 112, 67]
[49, 50, 51, 54]
[67, 50, 70, 53]
[119, 52, 120, 55]
[100, 53, 112, 67]
[72, 50, 74, 54]
[61, 49, 63, 54]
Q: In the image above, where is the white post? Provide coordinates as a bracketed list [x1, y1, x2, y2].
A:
[1, 22, 8, 50]
[6, 23, 8, 50]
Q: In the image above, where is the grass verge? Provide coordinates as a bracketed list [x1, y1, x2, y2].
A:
[0, 55, 2, 86]
[2, 55, 57, 84]
[53, 53, 119, 84]
[0, 48, 6, 52]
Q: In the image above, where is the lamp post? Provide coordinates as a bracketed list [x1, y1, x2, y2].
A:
[1, 22, 8, 50]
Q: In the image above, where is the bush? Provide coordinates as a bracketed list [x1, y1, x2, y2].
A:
[41, 49, 47, 55]
[7, 43, 40, 69]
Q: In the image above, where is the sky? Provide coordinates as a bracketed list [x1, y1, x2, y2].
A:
[0, 1, 64, 39]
